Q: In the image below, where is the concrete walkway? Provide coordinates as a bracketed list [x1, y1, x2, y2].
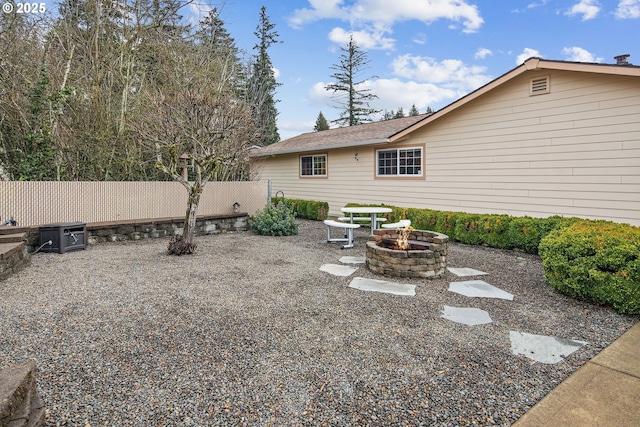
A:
[514, 321, 640, 427]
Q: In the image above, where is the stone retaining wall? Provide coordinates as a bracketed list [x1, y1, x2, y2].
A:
[0, 243, 31, 281]
[366, 229, 449, 279]
[0, 361, 45, 427]
[24, 214, 249, 252]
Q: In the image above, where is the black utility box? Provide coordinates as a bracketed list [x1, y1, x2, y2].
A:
[39, 222, 87, 254]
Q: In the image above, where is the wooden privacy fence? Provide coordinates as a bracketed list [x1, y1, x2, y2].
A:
[0, 180, 269, 227]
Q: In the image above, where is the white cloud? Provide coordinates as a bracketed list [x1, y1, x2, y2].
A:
[516, 48, 543, 65]
[288, 0, 484, 44]
[279, 119, 318, 140]
[390, 55, 490, 91]
[186, 2, 213, 26]
[565, 0, 601, 21]
[412, 33, 428, 45]
[475, 48, 492, 59]
[308, 81, 335, 104]
[615, 0, 640, 18]
[328, 27, 396, 50]
[562, 47, 604, 63]
[365, 79, 458, 114]
[288, 0, 344, 28]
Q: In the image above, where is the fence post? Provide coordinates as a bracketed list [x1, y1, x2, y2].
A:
[267, 179, 272, 206]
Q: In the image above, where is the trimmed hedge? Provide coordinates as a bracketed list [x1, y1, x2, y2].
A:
[276, 198, 329, 221]
[539, 221, 640, 314]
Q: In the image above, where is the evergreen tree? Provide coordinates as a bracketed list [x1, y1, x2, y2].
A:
[314, 111, 330, 131]
[409, 104, 420, 116]
[394, 107, 405, 118]
[381, 110, 395, 121]
[249, 6, 281, 145]
[426, 106, 434, 114]
[325, 35, 380, 126]
[195, 7, 237, 56]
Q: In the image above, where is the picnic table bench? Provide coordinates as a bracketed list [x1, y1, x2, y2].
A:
[323, 220, 360, 249]
[381, 219, 412, 229]
[340, 206, 393, 235]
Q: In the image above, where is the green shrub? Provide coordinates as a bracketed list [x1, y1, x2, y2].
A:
[507, 217, 548, 254]
[507, 215, 578, 254]
[388, 207, 408, 223]
[435, 211, 458, 239]
[480, 214, 512, 248]
[403, 207, 438, 230]
[274, 198, 328, 221]
[250, 202, 299, 236]
[310, 201, 329, 220]
[539, 220, 640, 314]
[454, 213, 483, 245]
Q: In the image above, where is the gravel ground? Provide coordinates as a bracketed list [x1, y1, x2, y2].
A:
[1, 219, 637, 426]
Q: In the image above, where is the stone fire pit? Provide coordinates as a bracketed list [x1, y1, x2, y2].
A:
[366, 229, 448, 279]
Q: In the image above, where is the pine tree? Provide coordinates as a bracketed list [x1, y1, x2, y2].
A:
[195, 7, 237, 54]
[325, 35, 380, 126]
[409, 104, 420, 116]
[314, 111, 330, 131]
[381, 110, 395, 121]
[394, 107, 405, 118]
[249, 6, 281, 146]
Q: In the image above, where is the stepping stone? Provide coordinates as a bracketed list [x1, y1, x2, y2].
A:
[320, 264, 358, 277]
[441, 305, 493, 326]
[348, 277, 415, 296]
[510, 331, 588, 364]
[447, 267, 488, 277]
[339, 256, 366, 264]
[448, 280, 514, 300]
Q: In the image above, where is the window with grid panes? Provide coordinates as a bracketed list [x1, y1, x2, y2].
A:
[300, 154, 327, 176]
[376, 147, 422, 176]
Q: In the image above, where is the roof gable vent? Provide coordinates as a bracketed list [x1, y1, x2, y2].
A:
[530, 75, 550, 96]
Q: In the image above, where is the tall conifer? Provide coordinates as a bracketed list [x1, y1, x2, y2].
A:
[325, 35, 380, 126]
[249, 6, 281, 145]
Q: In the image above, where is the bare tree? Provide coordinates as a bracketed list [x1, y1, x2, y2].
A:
[134, 40, 261, 255]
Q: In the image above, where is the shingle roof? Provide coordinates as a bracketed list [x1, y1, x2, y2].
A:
[250, 114, 431, 157]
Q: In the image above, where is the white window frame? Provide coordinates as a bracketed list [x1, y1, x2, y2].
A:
[376, 146, 423, 177]
[300, 154, 327, 177]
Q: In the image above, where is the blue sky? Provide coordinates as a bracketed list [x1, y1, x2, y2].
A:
[44, 0, 640, 140]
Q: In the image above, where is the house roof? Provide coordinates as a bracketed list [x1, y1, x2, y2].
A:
[250, 114, 431, 157]
[252, 57, 640, 157]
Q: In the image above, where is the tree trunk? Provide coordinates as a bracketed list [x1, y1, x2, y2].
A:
[168, 181, 202, 255]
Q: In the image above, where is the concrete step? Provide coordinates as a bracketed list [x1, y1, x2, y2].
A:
[0, 232, 26, 244]
[0, 225, 30, 236]
[0, 241, 25, 260]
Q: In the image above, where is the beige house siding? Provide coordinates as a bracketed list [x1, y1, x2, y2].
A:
[255, 68, 640, 225]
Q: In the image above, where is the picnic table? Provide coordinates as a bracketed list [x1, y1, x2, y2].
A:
[340, 206, 393, 235]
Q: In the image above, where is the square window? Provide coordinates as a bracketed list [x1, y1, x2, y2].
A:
[300, 154, 327, 177]
[377, 147, 423, 177]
